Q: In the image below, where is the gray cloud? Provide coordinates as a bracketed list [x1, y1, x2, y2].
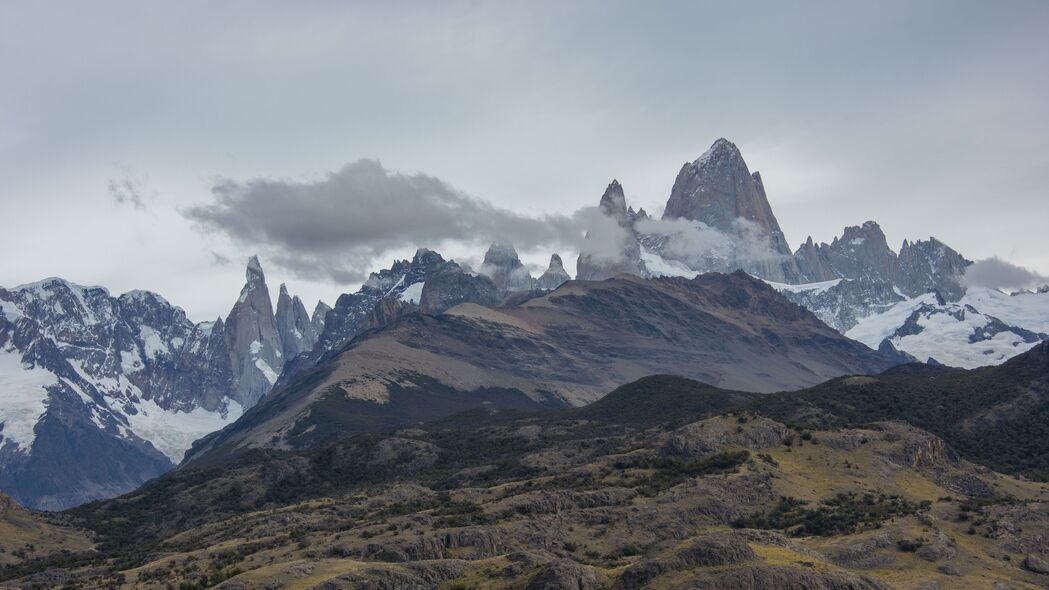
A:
[4, 2, 1048, 320]
[184, 160, 625, 282]
[107, 165, 152, 209]
[963, 257, 1049, 291]
[635, 217, 785, 271]
[209, 250, 231, 266]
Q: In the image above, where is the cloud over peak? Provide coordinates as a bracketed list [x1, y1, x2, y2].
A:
[184, 160, 626, 283]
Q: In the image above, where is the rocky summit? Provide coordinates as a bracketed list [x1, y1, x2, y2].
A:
[479, 242, 536, 294]
[536, 253, 570, 291]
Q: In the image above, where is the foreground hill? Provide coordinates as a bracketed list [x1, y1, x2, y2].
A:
[5, 347, 1049, 588]
[755, 340, 1049, 478]
[184, 271, 893, 464]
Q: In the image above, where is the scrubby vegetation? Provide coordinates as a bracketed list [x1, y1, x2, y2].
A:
[753, 345, 1049, 478]
[733, 492, 925, 537]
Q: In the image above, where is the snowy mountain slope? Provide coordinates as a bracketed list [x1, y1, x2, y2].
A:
[0, 259, 324, 509]
[845, 288, 1049, 368]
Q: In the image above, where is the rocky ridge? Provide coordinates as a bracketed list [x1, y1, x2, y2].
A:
[182, 270, 893, 465]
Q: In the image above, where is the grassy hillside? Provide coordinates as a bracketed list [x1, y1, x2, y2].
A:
[754, 342, 1049, 478]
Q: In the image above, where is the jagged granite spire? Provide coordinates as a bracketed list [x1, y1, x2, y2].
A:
[310, 300, 331, 336]
[663, 139, 790, 250]
[897, 237, 971, 300]
[599, 179, 629, 224]
[536, 253, 571, 290]
[577, 180, 646, 281]
[275, 283, 319, 361]
[660, 138, 799, 282]
[224, 256, 282, 407]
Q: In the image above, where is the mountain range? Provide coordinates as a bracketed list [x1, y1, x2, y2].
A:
[183, 271, 891, 467]
[2, 137, 1046, 513]
[0, 259, 324, 509]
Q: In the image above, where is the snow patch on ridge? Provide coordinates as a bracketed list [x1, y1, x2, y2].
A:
[766, 278, 843, 296]
[138, 326, 168, 359]
[398, 281, 425, 304]
[255, 358, 278, 384]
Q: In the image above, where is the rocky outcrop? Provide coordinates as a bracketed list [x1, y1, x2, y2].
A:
[479, 242, 535, 293]
[772, 277, 905, 333]
[680, 565, 892, 590]
[661, 416, 788, 460]
[281, 249, 449, 382]
[1023, 553, 1049, 575]
[526, 560, 602, 590]
[822, 222, 897, 286]
[615, 532, 758, 590]
[278, 249, 501, 388]
[310, 300, 331, 337]
[536, 254, 571, 291]
[418, 262, 501, 314]
[897, 238, 970, 300]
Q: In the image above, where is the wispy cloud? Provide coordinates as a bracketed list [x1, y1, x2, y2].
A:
[963, 257, 1048, 291]
[107, 164, 153, 209]
[184, 160, 629, 283]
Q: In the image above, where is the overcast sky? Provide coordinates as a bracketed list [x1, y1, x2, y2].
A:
[2, 1, 1047, 321]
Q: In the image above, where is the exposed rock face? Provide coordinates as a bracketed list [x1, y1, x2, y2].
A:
[1023, 553, 1049, 575]
[223, 256, 283, 407]
[576, 180, 647, 281]
[793, 236, 839, 283]
[527, 560, 602, 590]
[661, 139, 799, 283]
[897, 237, 970, 300]
[789, 223, 970, 301]
[275, 284, 320, 364]
[632, 139, 992, 360]
[536, 254, 571, 291]
[418, 261, 500, 314]
[821, 222, 898, 286]
[771, 278, 905, 333]
[479, 243, 535, 293]
[278, 249, 500, 387]
[310, 300, 331, 337]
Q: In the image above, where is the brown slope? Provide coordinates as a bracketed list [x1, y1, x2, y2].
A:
[184, 271, 892, 464]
